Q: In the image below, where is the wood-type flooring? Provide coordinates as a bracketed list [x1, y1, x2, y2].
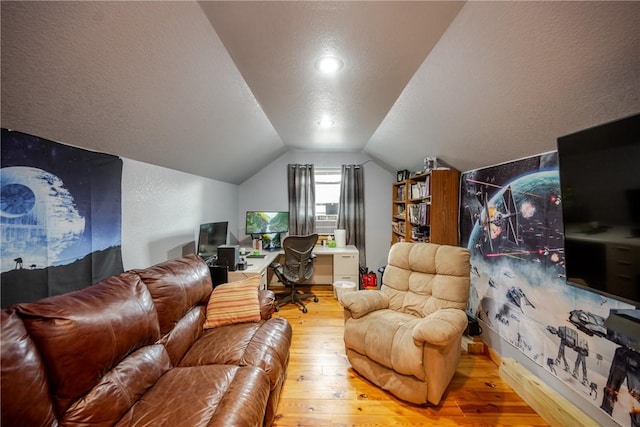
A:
[270, 285, 549, 427]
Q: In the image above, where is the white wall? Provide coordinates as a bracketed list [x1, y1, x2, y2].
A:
[239, 151, 393, 276]
[121, 158, 238, 270]
[116, 151, 392, 275]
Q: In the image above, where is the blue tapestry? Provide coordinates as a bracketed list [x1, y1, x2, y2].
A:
[1, 129, 124, 306]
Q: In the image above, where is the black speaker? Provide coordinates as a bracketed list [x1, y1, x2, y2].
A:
[209, 265, 228, 288]
[217, 245, 239, 271]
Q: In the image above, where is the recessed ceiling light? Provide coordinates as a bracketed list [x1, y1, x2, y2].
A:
[315, 56, 343, 74]
[317, 118, 335, 128]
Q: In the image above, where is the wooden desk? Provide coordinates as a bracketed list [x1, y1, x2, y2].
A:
[305, 245, 359, 285]
[227, 245, 359, 288]
[227, 250, 280, 290]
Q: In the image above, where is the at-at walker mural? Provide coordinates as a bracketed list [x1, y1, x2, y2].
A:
[460, 152, 638, 427]
[546, 324, 590, 385]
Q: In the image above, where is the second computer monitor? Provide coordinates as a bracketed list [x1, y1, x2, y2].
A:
[197, 221, 228, 258]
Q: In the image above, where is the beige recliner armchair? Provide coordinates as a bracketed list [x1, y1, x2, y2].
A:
[340, 242, 470, 405]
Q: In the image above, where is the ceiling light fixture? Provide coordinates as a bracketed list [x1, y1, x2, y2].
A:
[317, 118, 335, 128]
[315, 56, 343, 74]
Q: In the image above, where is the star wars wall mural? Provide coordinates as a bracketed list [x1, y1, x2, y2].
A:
[1, 129, 124, 307]
[460, 152, 638, 427]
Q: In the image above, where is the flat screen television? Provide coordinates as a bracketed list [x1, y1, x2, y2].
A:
[197, 222, 228, 258]
[245, 211, 289, 235]
[557, 113, 640, 307]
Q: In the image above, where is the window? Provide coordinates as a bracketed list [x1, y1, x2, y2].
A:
[315, 168, 341, 234]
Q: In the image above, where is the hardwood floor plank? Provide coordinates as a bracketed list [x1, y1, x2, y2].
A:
[271, 286, 549, 426]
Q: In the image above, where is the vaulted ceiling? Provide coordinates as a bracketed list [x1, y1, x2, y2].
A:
[2, 1, 638, 184]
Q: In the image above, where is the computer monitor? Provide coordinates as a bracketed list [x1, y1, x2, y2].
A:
[245, 211, 289, 234]
[197, 222, 228, 258]
[260, 232, 282, 251]
[245, 211, 289, 251]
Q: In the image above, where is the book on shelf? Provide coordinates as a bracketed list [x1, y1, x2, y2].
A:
[408, 202, 430, 225]
[411, 225, 430, 242]
[395, 184, 405, 201]
[391, 221, 405, 234]
[409, 179, 430, 200]
[408, 204, 417, 224]
[409, 182, 421, 199]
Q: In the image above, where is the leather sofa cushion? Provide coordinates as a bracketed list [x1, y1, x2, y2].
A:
[180, 317, 292, 389]
[62, 344, 171, 425]
[134, 254, 212, 335]
[259, 289, 276, 319]
[162, 305, 207, 366]
[1, 309, 57, 427]
[15, 272, 160, 415]
[115, 365, 270, 427]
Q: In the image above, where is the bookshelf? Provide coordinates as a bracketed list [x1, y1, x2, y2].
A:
[391, 181, 407, 244]
[391, 169, 460, 246]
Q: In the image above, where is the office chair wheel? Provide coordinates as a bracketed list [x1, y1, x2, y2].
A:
[302, 307, 308, 314]
[313, 297, 319, 303]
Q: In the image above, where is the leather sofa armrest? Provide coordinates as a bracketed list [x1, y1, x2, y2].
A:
[340, 290, 389, 319]
[412, 309, 467, 347]
[258, 290, 275, 320]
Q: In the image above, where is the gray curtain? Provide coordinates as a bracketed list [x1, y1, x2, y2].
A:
[287, 164, 316, 235]
[337, 164, 366, 268]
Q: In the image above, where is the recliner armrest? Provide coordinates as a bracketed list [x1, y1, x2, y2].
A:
[340, 290, 389, 319]
[412, 309, 467, 347]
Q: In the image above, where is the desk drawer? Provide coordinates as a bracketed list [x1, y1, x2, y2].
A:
[334, 274, 358, 284]
[334, 253, 358, 276]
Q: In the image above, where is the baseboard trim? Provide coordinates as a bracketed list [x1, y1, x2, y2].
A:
[499, 357, 599, 427]
[462, 337, 598, 427]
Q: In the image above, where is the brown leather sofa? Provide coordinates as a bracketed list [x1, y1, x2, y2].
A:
[1, 254, 292, 427]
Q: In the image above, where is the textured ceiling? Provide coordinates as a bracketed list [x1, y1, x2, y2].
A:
[368, 1, 640, 173]
[1, 1, 639, 184]
[200, 1, 463, 151]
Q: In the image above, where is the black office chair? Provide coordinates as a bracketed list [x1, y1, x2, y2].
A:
[269, 234, 319, 313]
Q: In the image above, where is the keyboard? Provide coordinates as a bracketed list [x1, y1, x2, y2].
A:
[246, 254, 266, 259]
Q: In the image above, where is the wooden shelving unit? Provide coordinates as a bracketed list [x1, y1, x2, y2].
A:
[391, 181, 407, 244]
[391, 169, 460, 246]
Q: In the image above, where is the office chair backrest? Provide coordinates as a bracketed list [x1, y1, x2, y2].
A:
[281, 234, 318, 283]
